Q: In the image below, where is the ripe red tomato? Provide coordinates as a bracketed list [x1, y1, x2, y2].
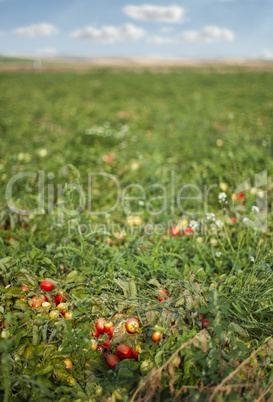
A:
[116, 344, 133, 359]
[183, 227, 194, 236]
[104, 321, 114, 333]
[109, 326, 115, 340]
[21, 286, 29, 292]
[31, 296, 43, 308]
[55, 293, 67, 303]
[39, 294, 48, 302]
[106, 354, 121, 369]
[230, 217, 236, 223]
[238, 192, 244, 199]
[96, 318, 107, 333]
[40, 280, 54, 292]
[104, 340, 112, 349]
[156, 289, 170, 302]
[92, 327, 100, 337]
[202, 320, 210, 329]
[170, 226, 180, 236]
[126, 318, 140, 334]
[151, 331, 162, 342]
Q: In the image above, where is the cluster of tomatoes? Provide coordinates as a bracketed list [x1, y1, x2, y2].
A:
[19, 279, 72, 320]
[87, 288, 174, 371]
[91, 316, 142, 369]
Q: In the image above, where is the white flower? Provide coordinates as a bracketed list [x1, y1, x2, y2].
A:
[138, 201, 144, 206]
[216, 252, 222, 257]
[39, 149, 47, 157]
[243, 217, 249, 223]
[189, 220, 199, 230]
[206, 213, 215, 221]
[252, 206, 259, 213]
[250, 256, 255, 262]
[218, 192, 227, 203]
[215, 220, 224, 228]
[18, 153, 25, 161]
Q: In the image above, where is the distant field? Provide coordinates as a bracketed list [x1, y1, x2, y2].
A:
[0, 69, 273, 401]
[1, 55, 273, 72]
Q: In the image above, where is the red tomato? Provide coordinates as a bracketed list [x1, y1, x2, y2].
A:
[31, 296, 43, 308]
[183, 227, 194, 236]
[92, 327, 100, 337]
[104, 321, 114, 333]
[109, 326, 115, 340]
[230, 217, 236, 223]
[238, 192, 244, 199]
[106, 354, 121, 369]
[40, 280, 54, 292]
[104, 340, 112, 349]
[55, 293, 67, 303]
[202, 320, 210, 329]
[151, 331, 162, 342]
[170, 226, 180, 237]
[116, 344, 133, 359]
[126, 318, 140, 334]
[39, 294, 48, 302]
[156, 289, 170, 302]
[96, 318, 107, 333]
[97, 345, 103, 353]
[21, 286, 30, 292]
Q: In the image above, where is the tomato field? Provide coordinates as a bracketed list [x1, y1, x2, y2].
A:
[0, 68, 273, 401]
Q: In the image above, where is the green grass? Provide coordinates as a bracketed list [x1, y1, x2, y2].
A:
[0, 70, 273, 401]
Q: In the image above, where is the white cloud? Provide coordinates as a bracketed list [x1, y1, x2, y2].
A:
[37, 47, 58, 56]
[177, 26, 234, 42]
[123, 5, 184, 23]
[161, 26, 174, 33]
[13, 23, 59, 37]
[260, 49, 273, 60]
[70, 23, 145, 43]
[148, 36, 174, 44]
[148, 26, 234, 45]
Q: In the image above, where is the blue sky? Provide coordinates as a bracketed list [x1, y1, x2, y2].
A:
[0, 0, 272, 59]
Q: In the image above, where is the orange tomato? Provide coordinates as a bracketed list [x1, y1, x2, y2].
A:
[151, 331, 162, 342]
[64, 359, 73, 369]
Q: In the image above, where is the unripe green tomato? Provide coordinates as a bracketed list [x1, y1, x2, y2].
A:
[95, 385, 103, 396]
[140, 360, 154, 375]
